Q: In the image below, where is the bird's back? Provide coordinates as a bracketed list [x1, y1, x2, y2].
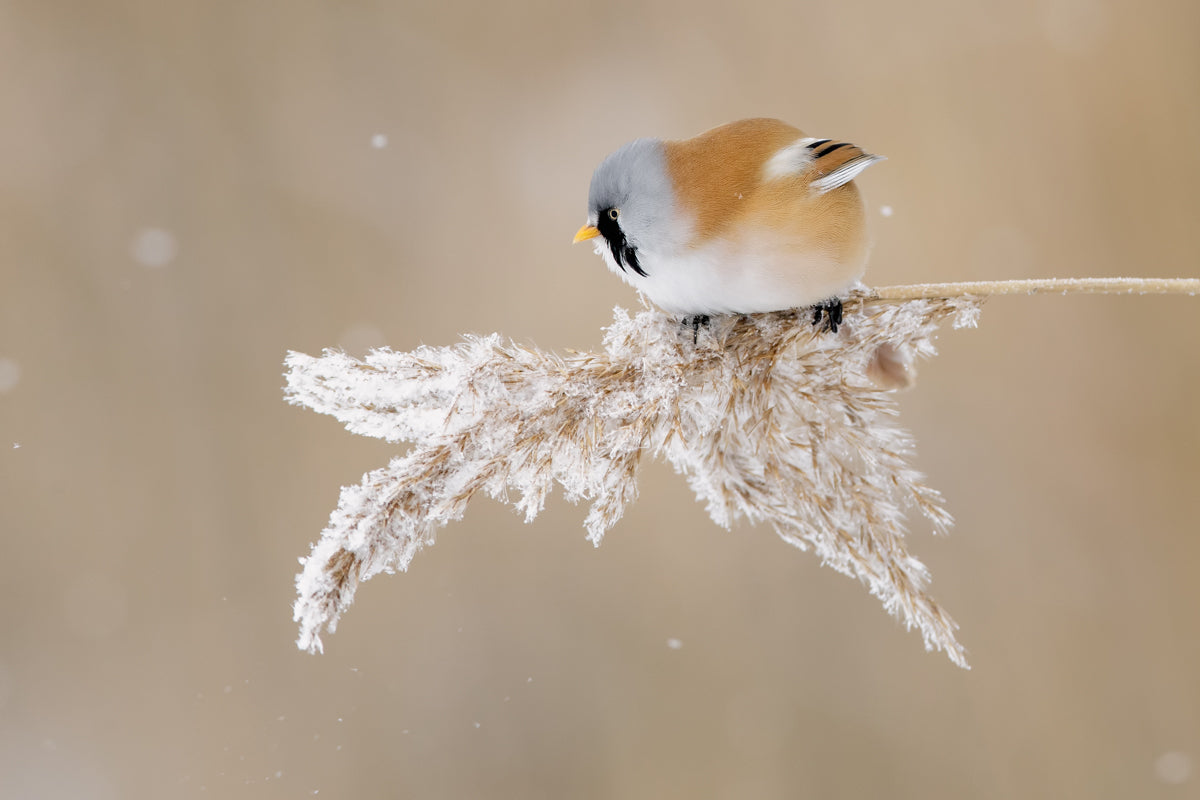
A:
[663, 118, 805, 242]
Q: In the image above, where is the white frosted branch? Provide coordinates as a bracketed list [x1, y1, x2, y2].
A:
[284, 277, 1196, 667]
[286, 289, 991, 667]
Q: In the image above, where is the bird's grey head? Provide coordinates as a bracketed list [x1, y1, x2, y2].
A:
[586, 137, 678, 277]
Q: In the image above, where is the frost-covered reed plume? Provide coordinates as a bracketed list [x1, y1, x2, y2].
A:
[286, 288, 982, 667]
[285, 276, 1197, 668]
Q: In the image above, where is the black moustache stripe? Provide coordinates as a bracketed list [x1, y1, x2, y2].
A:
[622, 242, 647, 277]
[596, 211, 648, 277]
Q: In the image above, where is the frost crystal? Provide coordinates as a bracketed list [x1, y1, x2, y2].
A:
[285, 290, 983, 668]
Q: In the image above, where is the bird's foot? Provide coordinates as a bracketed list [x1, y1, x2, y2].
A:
[812, 298, 844, 334]
[681, 314, 711, 345]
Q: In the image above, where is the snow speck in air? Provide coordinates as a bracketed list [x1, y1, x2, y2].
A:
[0, 358, 20, 393]
[1154, 751, 1193, 785]
[473, 721, 481, 729]
[666, 638, 683, 650]
[371, 133, 388, 149]
[131, 228, 178, 268]
[12, 443, 19, 450]
[880, 205, 894, 218]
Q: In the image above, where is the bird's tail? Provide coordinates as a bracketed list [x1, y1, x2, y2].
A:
[802, 138, 886, 194]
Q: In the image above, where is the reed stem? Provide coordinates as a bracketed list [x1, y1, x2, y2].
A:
[868, 277, 1200, 301]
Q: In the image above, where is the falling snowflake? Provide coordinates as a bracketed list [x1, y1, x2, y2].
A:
[131, 228, 177, 268]
[0, 358, 21, 393]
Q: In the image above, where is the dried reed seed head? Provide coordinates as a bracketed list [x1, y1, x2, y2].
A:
[287, 292, 983, 667]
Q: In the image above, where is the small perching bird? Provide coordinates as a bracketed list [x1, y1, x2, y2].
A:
[574, 118, 884, 329]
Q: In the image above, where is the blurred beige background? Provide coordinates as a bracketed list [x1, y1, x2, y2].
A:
[2, 1, 1198, 797]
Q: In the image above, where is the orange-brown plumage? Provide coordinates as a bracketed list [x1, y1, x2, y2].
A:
[664, 118, 805, 241]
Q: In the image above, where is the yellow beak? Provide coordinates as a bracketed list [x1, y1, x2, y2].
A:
[573, 224, 601, 244]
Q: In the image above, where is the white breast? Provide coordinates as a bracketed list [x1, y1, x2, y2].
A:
[597, 233, 864, 316]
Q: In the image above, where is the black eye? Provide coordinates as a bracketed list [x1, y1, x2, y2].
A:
[607, 208, 620, 221]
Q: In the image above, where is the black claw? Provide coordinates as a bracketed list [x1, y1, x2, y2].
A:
[812, 298, 844, 334]
[682, 314, 711, 344]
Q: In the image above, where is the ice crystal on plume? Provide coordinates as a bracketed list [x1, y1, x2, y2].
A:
[285, 290, 982, 668]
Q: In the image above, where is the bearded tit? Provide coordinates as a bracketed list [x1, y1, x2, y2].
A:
[574, 118, 883, 332]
